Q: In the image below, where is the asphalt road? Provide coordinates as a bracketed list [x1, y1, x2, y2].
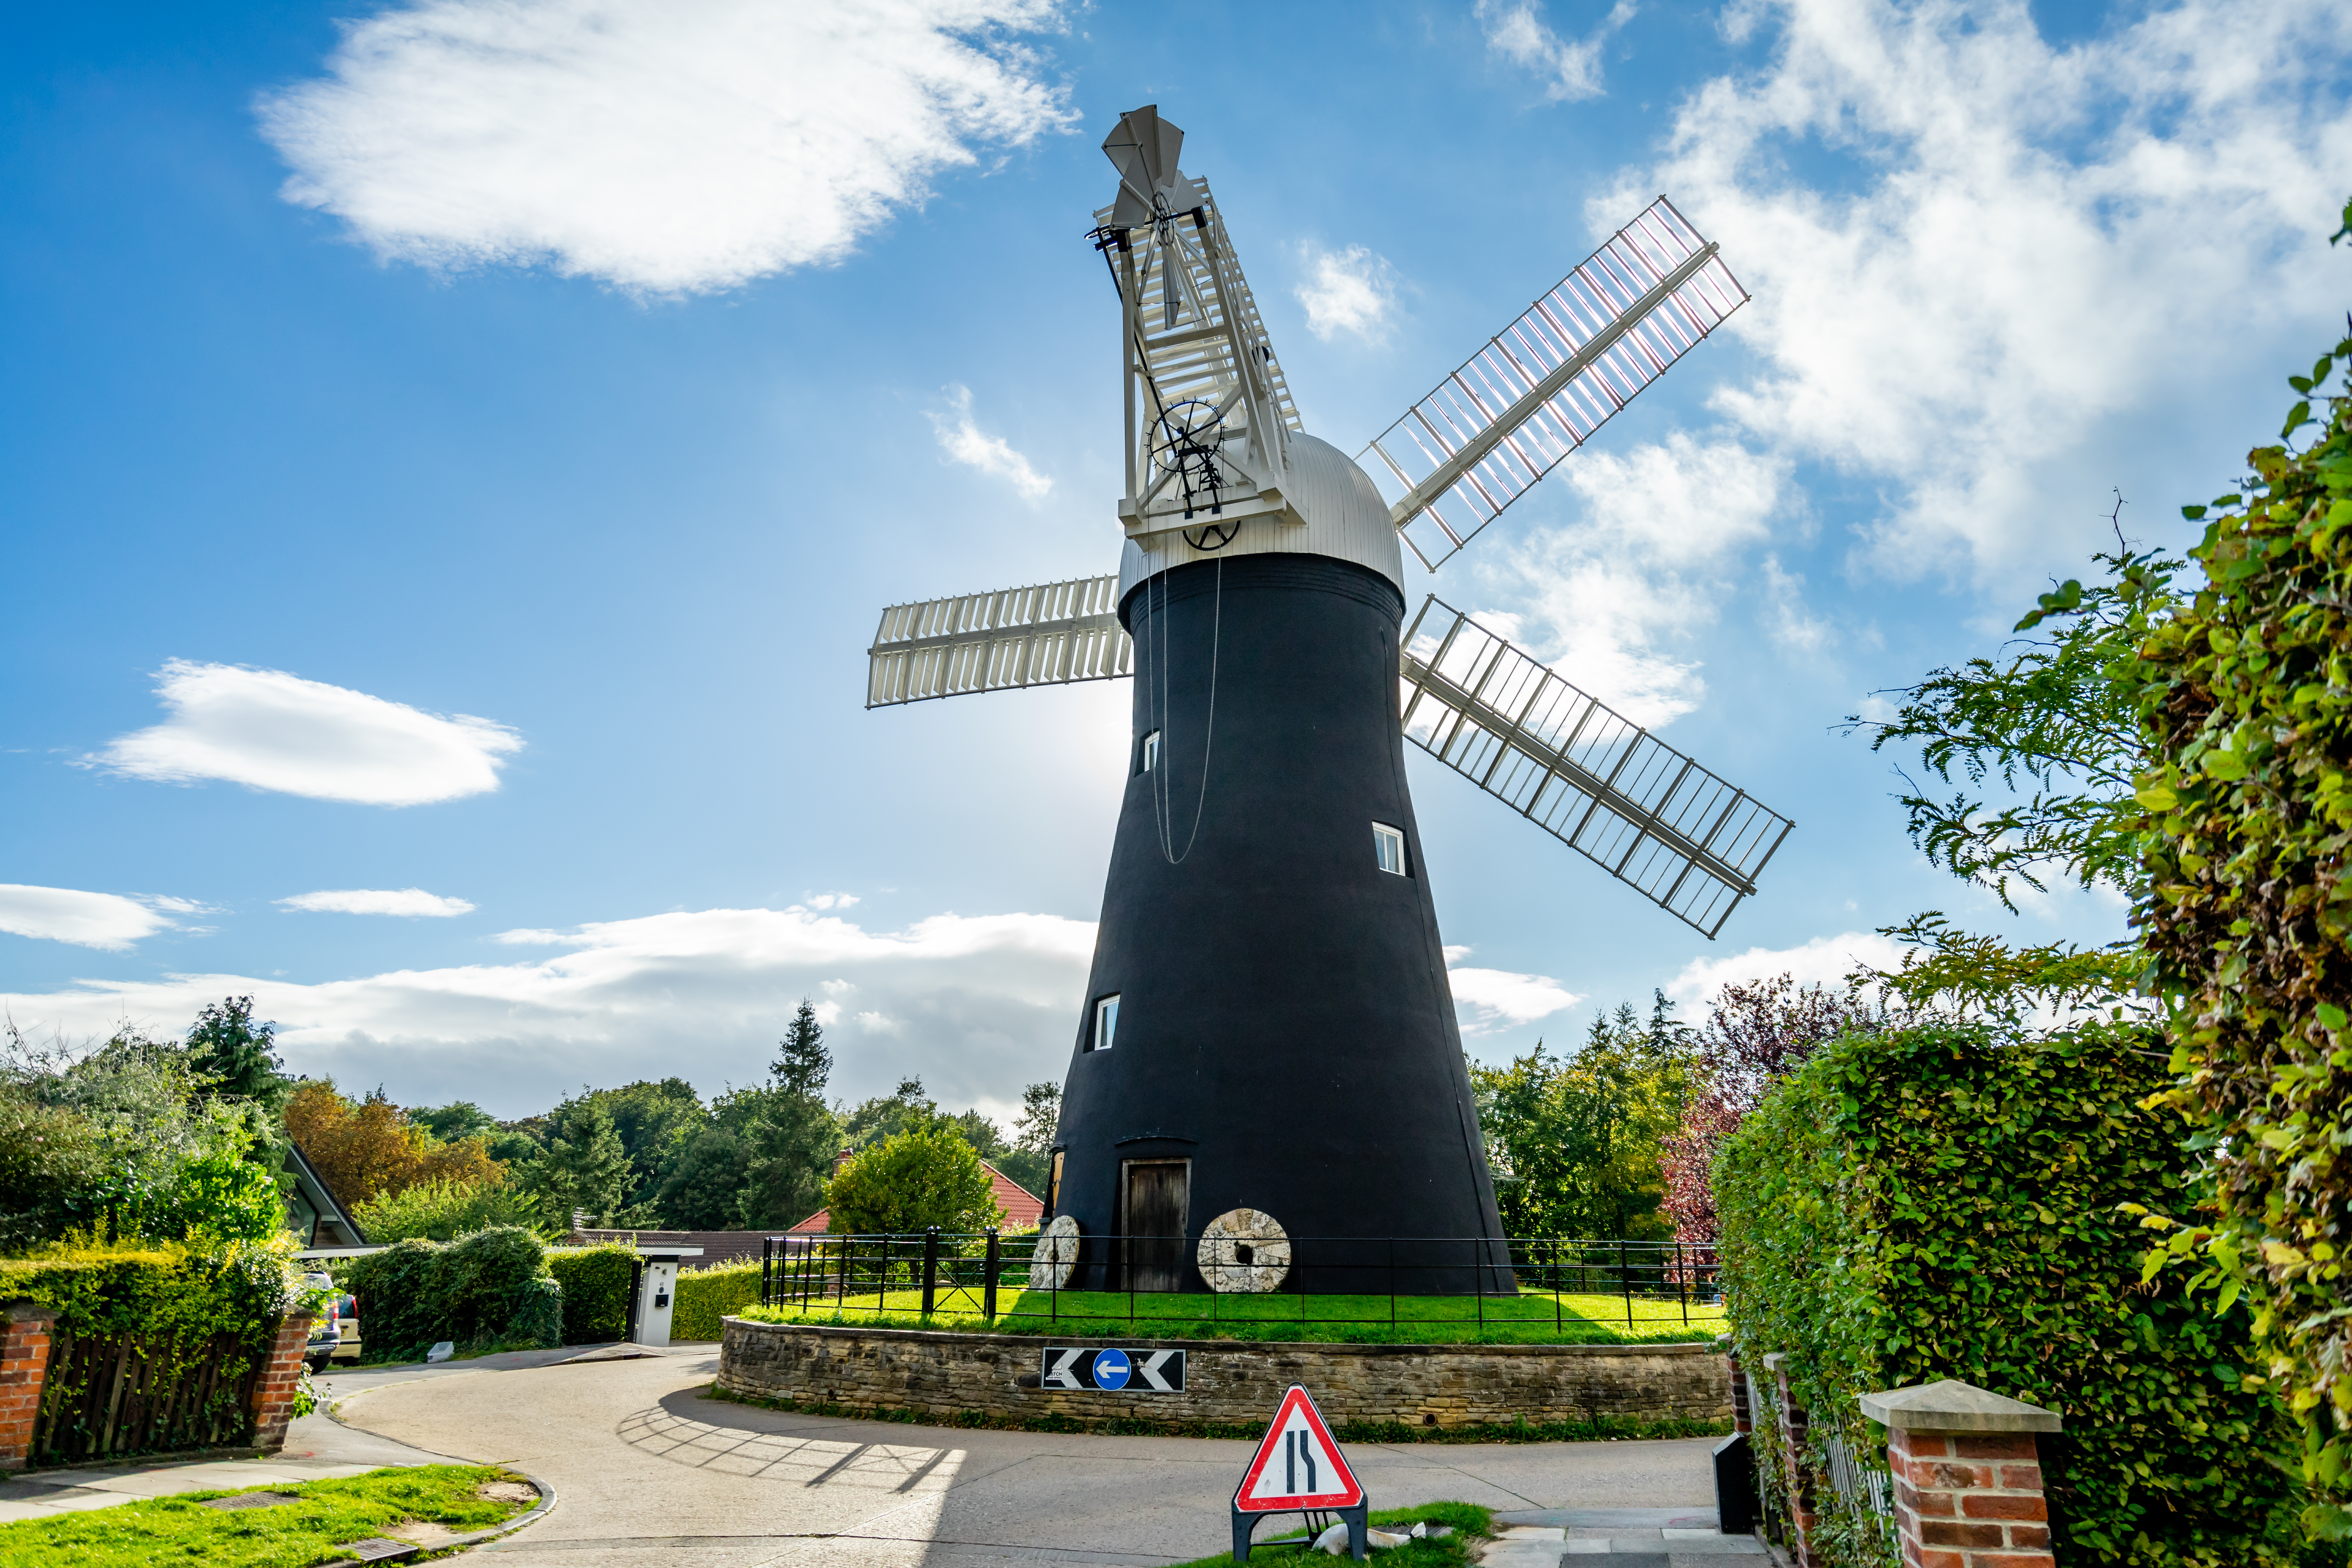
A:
[321, 1347, 1721, 1568]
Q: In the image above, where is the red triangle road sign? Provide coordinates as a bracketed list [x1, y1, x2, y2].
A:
[1234, 1386, 1364, 1512]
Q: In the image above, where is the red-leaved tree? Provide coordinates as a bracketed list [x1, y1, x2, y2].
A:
[1658, 974, 1889, 1249]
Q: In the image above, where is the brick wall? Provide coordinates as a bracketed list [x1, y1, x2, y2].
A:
[1888, 1428, 2053, 1568]
[0, 1304, 57, 1472]
[249, 1314, 316, 1454]
[719, 1319, 1729, 1429]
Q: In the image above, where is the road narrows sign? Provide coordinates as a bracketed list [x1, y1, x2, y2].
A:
[1233, 1385, 1363, 1512]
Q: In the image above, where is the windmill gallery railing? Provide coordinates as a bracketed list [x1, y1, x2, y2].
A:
[756, 1232, 1721, 1338]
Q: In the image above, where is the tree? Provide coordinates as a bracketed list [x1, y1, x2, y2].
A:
[523, 1098, 637, 1228]
[949, 1109, 1007, 1158]
[997, 1082, 1061, 1196]
[824, 1122, 1005, 1236]
[1471, 995, 1692, 1239]
[771, 1000, 831, 1098]
[653, 1123, 753, 1229]
[844, 1076, 936, 1149]
[735, 1091, 841, 1229]
[184, 995, 293, 1113]
[577, 1079, 705, 1212]
[411, 1101, 501, 1144]
[287, 1080, 504, 1209]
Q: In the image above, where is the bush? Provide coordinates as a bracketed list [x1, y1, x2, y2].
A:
[826, 1124, 1003, 1236]
[545, 1243, 637, 1344]
[352, 1178, 543, 1243]
[1717, 1020, 2299, 1566]
[672, 1261, 762, 1341]
[344, 1227, 560, 1361]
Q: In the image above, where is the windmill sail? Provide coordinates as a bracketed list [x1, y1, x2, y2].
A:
[1361, 198, 1748, 571]
[1399, 598, 1791, 938]
[867, 577, 1129, 708]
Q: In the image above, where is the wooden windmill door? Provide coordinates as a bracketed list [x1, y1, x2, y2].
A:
[1121, 1160, 1189, 1292]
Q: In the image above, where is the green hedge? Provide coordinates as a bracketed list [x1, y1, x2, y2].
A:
[672, 1261, 761, 1341]
[546, 1244, 637, 1345]
[345, 1228, 561, 1361]
[1717, 1020, 2298, 1566]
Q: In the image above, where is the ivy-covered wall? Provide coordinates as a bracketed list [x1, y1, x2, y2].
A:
[1716, 1020, 2298, 1566]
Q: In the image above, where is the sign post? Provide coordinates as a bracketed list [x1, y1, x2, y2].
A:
[1230, 1385, 1366, 1562]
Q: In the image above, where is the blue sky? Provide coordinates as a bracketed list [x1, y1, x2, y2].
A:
[5, 0, 2349, 1120]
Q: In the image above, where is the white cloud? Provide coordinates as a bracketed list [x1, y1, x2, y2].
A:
[1295, 245, 1400, 343]
[1760, 555, 1832, 652]
[1445, 948, 1581, 1034]
[279, 888, 476, 918]
[1667, 928, 1907, 1008]
[0, 886, 186, 952]
[1619, 0, 2352, 584]
[1477, 0, 1637, 102]
[805, 893, 861, 911]
[1473, 433, 1790, 725]
[0, 904, 1094, 1116]
[94, 660, 521, 807]
[928, 385, 1053, 499]
[256, 0, 1076, 295]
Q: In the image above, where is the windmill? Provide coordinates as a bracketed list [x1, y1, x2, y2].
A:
[865, 107, 1790, 1292]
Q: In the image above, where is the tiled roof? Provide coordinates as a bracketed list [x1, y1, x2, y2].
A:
[781, 1160, 1044, 1236]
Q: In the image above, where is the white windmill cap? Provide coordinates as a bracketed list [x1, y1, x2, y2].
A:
[1118, 434, 1406, 606]
[1102, 105, 1207, 230]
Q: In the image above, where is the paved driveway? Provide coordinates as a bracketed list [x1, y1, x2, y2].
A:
[323, 1347, 1721, 1568]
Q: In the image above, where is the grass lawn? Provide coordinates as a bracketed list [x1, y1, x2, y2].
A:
[1185, 1501, 1494, 1568]
[0, 1464, 537, 1568]
[740, 1284, 1722, 1345]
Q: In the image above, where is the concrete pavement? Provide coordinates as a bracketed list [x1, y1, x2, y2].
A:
[325, 1344, 1726, 1568]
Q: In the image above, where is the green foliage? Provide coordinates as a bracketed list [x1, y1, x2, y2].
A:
[1471, 996, 1690, 1239]
[844, 1075, 942, 1149]
[182, 995, 293, 1113]
[2131, 321, 2352, 1539]
[0, 1464, 535, 1567]
[1717, 1020, 2299, 1566]
[1850, 911, 2145, 1022]
[521, 1098, 637, 1227]
[409, 1101, 501, 1144]
[772, 998, 831, 1097]
[0, 1092, 111, 1249]
[343, 1228, 561, 1360]
[671, 1260, 762, 1341]
[825, 1122, 1004, 1235]
[653, 1123, 754, 1229]
[735, 1089, 842, 1229]
[352, 1177, 544, 1243]
[1844, 519, 2183, 911]
[545, 1243, 638, 1344]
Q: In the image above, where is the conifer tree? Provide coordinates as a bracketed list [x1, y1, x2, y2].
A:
[771, 1000, 831, 1098]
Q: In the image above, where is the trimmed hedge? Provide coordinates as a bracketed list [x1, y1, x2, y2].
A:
[1717, 1020, 2299, 1566]
[345, 1228, 561, 1361]
[546, 1243, 636, 1345]
[672, 1260, 761, 1341]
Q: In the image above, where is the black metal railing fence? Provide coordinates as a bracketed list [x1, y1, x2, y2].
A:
[753, 1230, 1722, 1336]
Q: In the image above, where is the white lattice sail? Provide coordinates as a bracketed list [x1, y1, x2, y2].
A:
[1398, 598, 1791, 937]
[1362, 198, 1749, 570]
[867, 577, 1130, 708]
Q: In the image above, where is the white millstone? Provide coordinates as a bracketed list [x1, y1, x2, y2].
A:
[1196, 1208, 1291, 1293]
[1028, 1215, 1081, 1291]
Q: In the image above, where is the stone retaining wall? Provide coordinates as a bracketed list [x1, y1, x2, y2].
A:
[717, 1318, 1730, 1430]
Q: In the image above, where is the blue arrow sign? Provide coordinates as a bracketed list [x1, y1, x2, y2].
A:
[1092, 1348, 1133, 1390]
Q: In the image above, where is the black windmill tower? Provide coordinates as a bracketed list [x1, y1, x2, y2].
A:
[866, 108, 1791, 1294]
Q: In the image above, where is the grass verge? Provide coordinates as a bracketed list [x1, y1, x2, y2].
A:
[1176, 1501, 1494, 1568]
[738, 1287, 1721, 1346]
[701, 1382, 1729, 1444]
[0, 1463, 535, 1568]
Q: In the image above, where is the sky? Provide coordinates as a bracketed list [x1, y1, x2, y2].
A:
[4, 0, 2350, 1123]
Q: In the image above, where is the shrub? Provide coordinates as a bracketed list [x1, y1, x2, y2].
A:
[545, 1243, 637, 1344]
[1717, 1020, 2299, 1566]
[353, 1178, 543, 1243]
[826, 1124, 1002, 1236]
[344, 1227, 559, 1361]
[671, 1261, 762, 1341]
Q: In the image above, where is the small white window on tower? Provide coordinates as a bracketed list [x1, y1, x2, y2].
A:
[1094, 993, 1121, 1051]
[1142, 730, 1161, 772]
[1373, 822, 1406, 876]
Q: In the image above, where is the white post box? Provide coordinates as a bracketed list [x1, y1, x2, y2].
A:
[630, 1248, 700, 1347]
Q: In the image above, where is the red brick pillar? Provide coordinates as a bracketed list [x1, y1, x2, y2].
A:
[1759, 1353, 1822, 1565]
[1722, 1336, 1751, 1436]
[1863, 1378, 2061, 1568]
[0, 1302, 58, 1472]
[250, 1314, 316, 1454]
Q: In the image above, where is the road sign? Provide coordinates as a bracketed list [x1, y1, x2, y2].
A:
[1230, 1386, 1366, 1563]
[1038, 1346, 1186, 1392]
[1234, 1386, 1363, 1510]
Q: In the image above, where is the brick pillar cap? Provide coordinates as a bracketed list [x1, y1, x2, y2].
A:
[1860, 1379, 2061, 1433]
[1759, 1351, 1790, 1371]
[0, 1300, 57, 1327]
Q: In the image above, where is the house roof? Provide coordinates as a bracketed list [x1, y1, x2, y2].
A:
[785, 1160, 1044, 1236]
[568, 1229, 771, 1265]
[284, 1140, 368, 1247]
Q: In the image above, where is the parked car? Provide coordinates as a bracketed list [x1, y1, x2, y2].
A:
[300, 1273, 352, 1372]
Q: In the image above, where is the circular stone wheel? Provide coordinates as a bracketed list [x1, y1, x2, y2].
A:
[1028, 1214, 1081, 1290]
[1196, 1209, 1290, 1294]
